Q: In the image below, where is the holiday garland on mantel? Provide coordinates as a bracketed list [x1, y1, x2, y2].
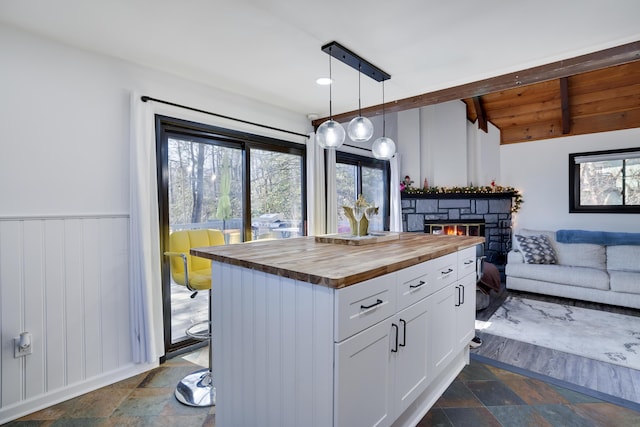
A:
[402, 183, 524, 213]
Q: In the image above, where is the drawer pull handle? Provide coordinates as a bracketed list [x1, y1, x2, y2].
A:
[391, 323, 399, 353]
[441, 268, 454, 275]
[409, 280, 426, 289]
[464, 260, 474, 265]
[361, 299, 383, 310]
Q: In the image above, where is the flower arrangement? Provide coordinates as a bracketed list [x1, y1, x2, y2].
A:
[401, 178, 523, 213]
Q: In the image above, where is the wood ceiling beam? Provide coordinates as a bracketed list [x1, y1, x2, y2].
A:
[312, 41, 640, 128]
[473, 96, 488, 132]
[560, 77, 571, 134]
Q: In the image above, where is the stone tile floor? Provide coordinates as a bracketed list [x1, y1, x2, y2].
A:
[7, 348, 640, 426]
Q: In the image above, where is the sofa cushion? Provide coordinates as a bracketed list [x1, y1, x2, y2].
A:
[554, 242, 606, 270]
[514, 234, 558, 264]
[607, 245, 640, 272]
[505, 263, 610, 291]
[512, 229, 606, 269]
[609, 271, 640, 294]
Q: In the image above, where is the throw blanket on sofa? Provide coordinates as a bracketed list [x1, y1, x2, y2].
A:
[556, 229, 640, 246]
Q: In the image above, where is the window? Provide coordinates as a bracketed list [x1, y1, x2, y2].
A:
[569, 147, 640, 213]
[336, 152, 390, 232]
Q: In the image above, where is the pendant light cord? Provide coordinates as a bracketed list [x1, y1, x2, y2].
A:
[358, 63, 363, 116]
[329, 47, 333, 120]
[382, 80, 386, 136]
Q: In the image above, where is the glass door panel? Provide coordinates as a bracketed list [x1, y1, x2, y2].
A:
[167, 137, 243, 346]
[362, 166, 384, 232]
[249, 148, 304, 240]
[336, 163, 358, 233]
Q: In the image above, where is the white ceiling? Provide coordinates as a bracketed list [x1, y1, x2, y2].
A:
[2, 0, 640, 118]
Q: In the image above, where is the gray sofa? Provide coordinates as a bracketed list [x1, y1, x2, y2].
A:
[506, 229, 640, 309]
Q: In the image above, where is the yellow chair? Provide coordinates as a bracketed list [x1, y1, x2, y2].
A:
[165, 229, 225, 298]
[164, 228, 224, 407]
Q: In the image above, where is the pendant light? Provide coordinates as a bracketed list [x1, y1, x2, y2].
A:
[371, 80, 396, 160]
[347, 63, 374, 142]
[316, 46, 345, 149]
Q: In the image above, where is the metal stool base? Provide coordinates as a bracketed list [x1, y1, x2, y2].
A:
[175, 368, 216, 407]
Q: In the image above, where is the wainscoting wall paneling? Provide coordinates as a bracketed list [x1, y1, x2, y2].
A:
[0, 215, 156, 424]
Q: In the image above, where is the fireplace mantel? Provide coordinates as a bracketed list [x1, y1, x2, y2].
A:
[401, 191, 515, 200]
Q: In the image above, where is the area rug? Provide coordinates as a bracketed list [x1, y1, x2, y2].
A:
[476, 295, 640, 370]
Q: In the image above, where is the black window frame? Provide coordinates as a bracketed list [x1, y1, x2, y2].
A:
[569, 146, 640, 214]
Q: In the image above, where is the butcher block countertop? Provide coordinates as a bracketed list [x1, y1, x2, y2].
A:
[191, 233, 483, 289]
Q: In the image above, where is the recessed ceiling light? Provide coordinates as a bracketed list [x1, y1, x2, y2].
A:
[316, 77, 332, 85]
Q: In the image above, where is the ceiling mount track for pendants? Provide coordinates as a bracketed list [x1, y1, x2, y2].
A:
[321, 41, 391, 82]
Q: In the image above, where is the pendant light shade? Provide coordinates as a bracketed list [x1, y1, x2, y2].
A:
[347, 63, 374, 142]
[372, 136, 396, 160]
[316, 45, 345, 149]
[317, 119, 346, 148]
[347, 116, 374, 142]
[372, 80, 396, 160]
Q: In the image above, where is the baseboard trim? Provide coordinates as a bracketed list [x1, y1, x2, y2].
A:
[0, 361, 158, 424]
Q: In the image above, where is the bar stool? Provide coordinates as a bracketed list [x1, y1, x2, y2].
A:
[165, 229, 224, 407]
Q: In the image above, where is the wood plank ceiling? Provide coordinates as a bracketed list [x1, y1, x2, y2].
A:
[462, 60, 640, 145]
[313, 41, 640, 145]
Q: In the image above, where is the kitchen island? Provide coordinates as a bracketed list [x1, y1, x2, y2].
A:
[193, 233, 483, 427]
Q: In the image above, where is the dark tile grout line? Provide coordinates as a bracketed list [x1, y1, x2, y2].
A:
[471, 352, 640, 413]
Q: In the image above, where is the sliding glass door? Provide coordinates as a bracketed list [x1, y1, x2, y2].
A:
[157, 116, 306, 355]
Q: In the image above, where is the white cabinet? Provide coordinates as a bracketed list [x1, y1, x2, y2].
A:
[455, 246, 477, 351]
[335, 316, 394, 427]
[392, 298, 431, 416]
[455, 273, 476, 350]
[334, 297, 431, 427]
[428, 284, 456, 380]
[333, 246, 478, 427]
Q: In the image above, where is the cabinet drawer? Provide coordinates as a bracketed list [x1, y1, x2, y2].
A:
[431, 252, 457, 293]
[397, 260, 433, 310]
[458, 246, 477, 279]
[335, 273, 397, 342]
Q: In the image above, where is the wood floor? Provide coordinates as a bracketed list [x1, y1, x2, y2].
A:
[474, 289, 640, 408]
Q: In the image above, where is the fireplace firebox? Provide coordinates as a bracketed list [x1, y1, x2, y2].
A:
[424, 220, 486, 237]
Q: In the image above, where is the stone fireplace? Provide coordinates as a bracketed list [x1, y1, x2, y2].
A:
[402, 192, 513, 271]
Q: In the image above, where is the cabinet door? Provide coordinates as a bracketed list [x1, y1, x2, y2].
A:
[428, 284, 456, 379]
[455, 273, 476, 350]
[335, 317, 393, 427]
[393, 298, 430, 416]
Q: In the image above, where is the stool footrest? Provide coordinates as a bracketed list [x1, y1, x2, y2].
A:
[185, 320, 210, 341]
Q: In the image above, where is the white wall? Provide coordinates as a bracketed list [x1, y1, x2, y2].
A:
[467, 121, 501, 186]
[421, 101, 468, 187]
[396, 101, 467, 188]
[501, 128, 640, 232]
[0, 23, 308, 423]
